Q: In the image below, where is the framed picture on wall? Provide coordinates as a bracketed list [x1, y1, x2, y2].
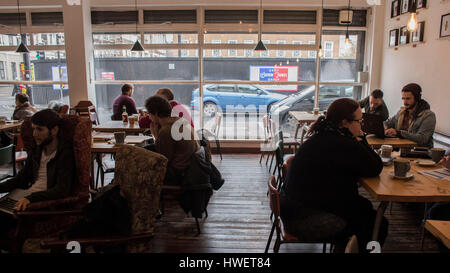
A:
[440, 13, 450, 38]
[389, 29, 399, 47]
[399, 26, 410, 44]
[401, 0, 410, 14]
[412, 21, 425, 42]
[391, 0, 400, 18]
[417, 0, 427, 9]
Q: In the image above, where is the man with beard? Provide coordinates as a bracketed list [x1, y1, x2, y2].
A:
[384, 83, 436, 148]
[0, 109, 76, 242]
[359, 89, 389, 121]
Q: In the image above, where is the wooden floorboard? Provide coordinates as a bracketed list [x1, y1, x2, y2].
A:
[140, 154, 443, 253]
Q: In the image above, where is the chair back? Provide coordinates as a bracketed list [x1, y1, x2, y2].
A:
[71, 100, 99, 125]
[300, 124, 311, 145]
[113, 145, 168, 253]
[213, 112, 222, 135]
[14, 133, 24, 151]
[20, 115, 92, 207]
[345, 235, 359, 253]
[268, 176, 280, 218]
[282, 155, 295, 178]
[0, 144, 14, 166]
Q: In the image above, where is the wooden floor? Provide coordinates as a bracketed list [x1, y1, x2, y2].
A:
[141, 154, 442, 253]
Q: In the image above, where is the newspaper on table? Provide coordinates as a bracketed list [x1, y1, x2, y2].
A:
[418, 168, 450, 181]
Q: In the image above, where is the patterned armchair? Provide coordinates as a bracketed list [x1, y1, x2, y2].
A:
[5, 114, 91, 252]
[41, 145, 168, 253]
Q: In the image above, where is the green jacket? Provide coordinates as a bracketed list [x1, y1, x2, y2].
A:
[0, 138, 76, 203]
[359, 96, 389, 121]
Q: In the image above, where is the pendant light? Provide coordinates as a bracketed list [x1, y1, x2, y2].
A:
[407, 0, 418, 32]
[344, 0, 352, 50]
[131, 0, 144, 52]
[254, 0, 267, 51]
[318, 0, 324, 58]
[15, 0, 29, 53]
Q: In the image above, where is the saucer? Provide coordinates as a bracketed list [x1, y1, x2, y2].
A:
[415, 159, 436, 167]
[381, 156, 394, 166]
[389, 171, 414, 180]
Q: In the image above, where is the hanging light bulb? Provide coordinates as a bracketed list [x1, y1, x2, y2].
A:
[345, 31, 352, 50]
[296, 58, 299, 63]
[318, 0, 324, 59]
[131, 0, 145, 52]
[318, 45, 324, 58]
[407, 1, 418, 32]
[286, 60, 290, 65]
[15, 0, 29, 54]
[254, 0, 267, 51]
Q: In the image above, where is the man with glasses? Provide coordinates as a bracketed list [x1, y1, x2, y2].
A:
[384, 83, 436, 148]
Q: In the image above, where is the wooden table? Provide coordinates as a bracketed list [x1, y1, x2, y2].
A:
[366, 134, 417, 149]
[360, 153, 450, 241]
[93, 120, 146, 134]
[0, 121, 23, 132]
[90, 136, 151, 189]
[289, 111, 320, 124]
[425, 220, 450, 249]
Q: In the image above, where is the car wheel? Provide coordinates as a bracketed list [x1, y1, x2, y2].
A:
[203, 102, 218, 117]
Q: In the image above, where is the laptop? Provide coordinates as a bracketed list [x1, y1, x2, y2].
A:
[362, 113, 396, 139]
[0, 190, 27, 215]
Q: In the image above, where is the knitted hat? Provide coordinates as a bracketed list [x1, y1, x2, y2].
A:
[402, 83, 422, 101]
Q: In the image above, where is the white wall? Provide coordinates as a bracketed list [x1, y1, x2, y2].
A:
[379, 1, 450, 135]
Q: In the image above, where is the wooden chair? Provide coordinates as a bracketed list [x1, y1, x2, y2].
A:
[259, 115, 277, 168]
[345, 235, 359, 253]
[40, 145, 168, 253]
[264, 175, 347, 253]
[2, 115, 92, 252]
[13, 133, 27, 172]
[71, 101, 100, 125]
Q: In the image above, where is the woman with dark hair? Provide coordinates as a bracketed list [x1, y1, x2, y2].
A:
[280, 98, 388, 252]
[12, 93, 37, 121]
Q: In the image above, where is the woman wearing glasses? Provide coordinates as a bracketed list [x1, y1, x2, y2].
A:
[280, 98, 387, 253]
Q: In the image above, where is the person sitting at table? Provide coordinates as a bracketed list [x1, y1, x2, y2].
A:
[0, 93, 37, 147]
[144, 95, 199, 185]
[280, 98, 388, 253]
[112, 84, 138, 120]
[359, 89, 389, 121]
[139, 88, 194, 129]
[384, 83, 436, 148]
[0, 109, 76, 241]
[12, 93, 37, 121]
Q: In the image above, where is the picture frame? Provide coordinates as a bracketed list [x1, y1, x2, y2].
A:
[416, 0, 427, 9]
[412, 21, 425, 43]
[440, 13, 450, 38]
[401, 0, 410, 15]
[391, 0, 400, 18]
[389, 29, 399, 47]
[399, 26, 410, 45]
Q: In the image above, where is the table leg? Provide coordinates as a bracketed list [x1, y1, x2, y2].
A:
[372, 201, 388, 241]
[90, 153, 95, 190]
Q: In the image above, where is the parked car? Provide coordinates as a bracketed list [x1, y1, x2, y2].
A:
[269, 85, 355, 130]
[191, 84, 286, 116]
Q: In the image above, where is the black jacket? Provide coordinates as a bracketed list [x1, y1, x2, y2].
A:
[280, 129, 382, 219]
[0, 138, 76, 203]
[179, 147, 213, 218]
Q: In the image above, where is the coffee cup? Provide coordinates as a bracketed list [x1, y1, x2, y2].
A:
[381, 145, 393, 157]
[129, 116, 136, 127]
[394, 159, 410, 177]
[114, 132, 126, 144]
[313, 107, 320, 115]
[0, 118, 6, 125]
[429, 148, 445, 163]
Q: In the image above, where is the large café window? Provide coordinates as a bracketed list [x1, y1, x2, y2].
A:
[91, 8, 367, 140]
[0, 32, 67, 119]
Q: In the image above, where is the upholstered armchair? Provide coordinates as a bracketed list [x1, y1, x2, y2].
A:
[4, 115, 91, 252]
[41, 145, 168, 253]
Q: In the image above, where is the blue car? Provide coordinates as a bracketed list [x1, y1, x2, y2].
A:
[191, 84, 286, 116]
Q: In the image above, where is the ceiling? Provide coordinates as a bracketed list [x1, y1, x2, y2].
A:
[0, 0, 378, 9]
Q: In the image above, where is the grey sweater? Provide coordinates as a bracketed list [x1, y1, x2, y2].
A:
[384, 100, 436, 148]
